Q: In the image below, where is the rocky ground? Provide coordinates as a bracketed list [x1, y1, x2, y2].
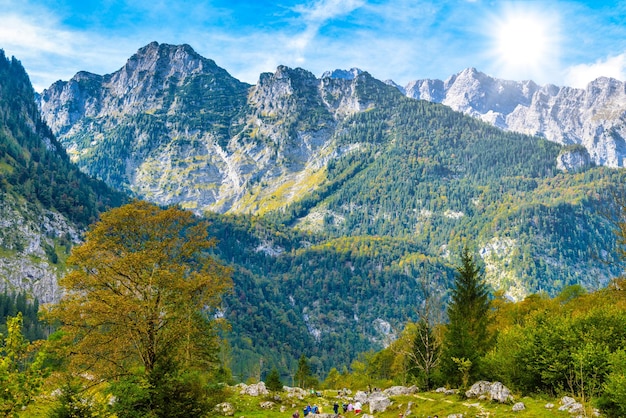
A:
[211, 381, 599, 417]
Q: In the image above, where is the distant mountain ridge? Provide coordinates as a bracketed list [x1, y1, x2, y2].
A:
[400, 67, 626, 168]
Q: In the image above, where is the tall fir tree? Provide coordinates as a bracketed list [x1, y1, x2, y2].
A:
[440, 246, 491, 386]
[294, 354, 312, 388]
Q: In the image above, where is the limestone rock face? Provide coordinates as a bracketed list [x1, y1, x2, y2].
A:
[403, 69, 626, 167]
[557, 146, 593, 172]
[0, 192, 80, 303]
[465, 381, 513, 403]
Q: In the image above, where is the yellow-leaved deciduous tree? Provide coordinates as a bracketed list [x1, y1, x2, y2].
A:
[45, 201, 232, 414]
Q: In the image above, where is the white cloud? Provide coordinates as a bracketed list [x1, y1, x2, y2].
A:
[0, 14, 77, 55]
[564, 53, 626, 88]
[0, 10, 148, 91]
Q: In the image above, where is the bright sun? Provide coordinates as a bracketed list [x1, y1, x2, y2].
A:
[488, 6, 560, 82]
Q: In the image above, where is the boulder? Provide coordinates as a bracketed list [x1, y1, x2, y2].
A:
[558, 396, 583, 414]
[239, 382, 269, 396]
[512, 402, 525, 411]
[369, 393, 391, 413]
[465, 381, 513, 403]
[435, 387, 457, 395]
[214, 402, 235, 416]
[447, 414, 464, 418]
[284, 386, 307, 399]
[383, 385, 418, 396]
[354, 390, 369, 403]
[545, 403, 555, 409]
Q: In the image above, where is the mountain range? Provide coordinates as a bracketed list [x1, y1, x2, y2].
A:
[3, 42, 626, 380]
[400, 67, 626, 168]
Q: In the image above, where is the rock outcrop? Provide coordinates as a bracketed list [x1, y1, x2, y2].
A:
[557, 146, 593, 172]
[558, 396, 584, 414]
[237, 382, 269, 396]
[465, 381, 514, 403]
[0, 192, 80, 303]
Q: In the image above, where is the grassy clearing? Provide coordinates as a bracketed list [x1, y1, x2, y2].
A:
[212, 389, 587, 418]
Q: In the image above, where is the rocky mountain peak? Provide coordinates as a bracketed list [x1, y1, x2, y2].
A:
[105, 41, 229, 103]
[252, 66, 320, 115]
[121, 41, 208, 75]
[321, 68, 364, 80]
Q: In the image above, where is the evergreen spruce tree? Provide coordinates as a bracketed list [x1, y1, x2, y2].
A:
[440, 246, 491, 386]
[265, 367, 283, 392]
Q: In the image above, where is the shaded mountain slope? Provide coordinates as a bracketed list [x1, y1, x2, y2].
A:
[0, 50, 126, 301]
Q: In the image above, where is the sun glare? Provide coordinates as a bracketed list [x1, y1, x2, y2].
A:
[487, 6, 560, 83]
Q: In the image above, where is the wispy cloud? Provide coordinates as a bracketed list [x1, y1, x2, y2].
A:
[288, 0, 365, 64]
[0, 4, 144, 90]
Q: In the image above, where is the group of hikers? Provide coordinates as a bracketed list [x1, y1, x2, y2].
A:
[294, 400, 363, 417]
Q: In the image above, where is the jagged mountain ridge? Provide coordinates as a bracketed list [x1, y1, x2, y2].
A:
[402, 67, 626, 168]
[39, 43, 401, 214]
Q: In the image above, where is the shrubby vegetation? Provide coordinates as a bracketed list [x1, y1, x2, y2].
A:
[325, 264, 626, 416]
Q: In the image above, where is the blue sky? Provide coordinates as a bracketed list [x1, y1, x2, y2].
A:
[1, 0, 625, 91]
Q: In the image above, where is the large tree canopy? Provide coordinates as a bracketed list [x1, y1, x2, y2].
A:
[47, 200, 232, 381]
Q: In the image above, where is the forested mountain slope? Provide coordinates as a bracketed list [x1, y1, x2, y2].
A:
[0, 50, 126, 302]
